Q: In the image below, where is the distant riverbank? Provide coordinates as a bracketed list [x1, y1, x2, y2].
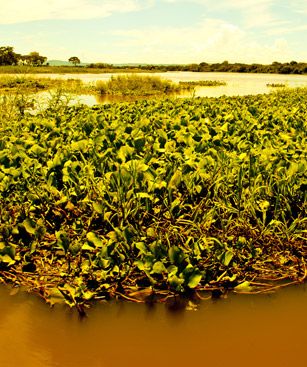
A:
[0, 60, 307, 75]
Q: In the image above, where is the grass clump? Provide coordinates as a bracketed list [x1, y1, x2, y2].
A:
[96, 74, 181, 96]
[179, 80, 227, 87]
[266, 83, 286, 88]
[0, 75, 90, 94]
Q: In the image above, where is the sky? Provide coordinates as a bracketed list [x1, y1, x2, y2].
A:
[0, 0, 306, 64]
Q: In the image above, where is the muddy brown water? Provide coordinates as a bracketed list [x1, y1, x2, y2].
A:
[0, 283, 306, 367]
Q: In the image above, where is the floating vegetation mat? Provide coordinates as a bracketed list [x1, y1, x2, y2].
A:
[179, 80, 227, 87]
[266, 83, 286, 88]
[0, 88, 306, 312]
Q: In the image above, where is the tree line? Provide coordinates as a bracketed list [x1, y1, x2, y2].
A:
[88, 60, 307, 74]
[0, 46, 47, 66]
[138, 60, 307, 74]
[1, 45, 306, 74]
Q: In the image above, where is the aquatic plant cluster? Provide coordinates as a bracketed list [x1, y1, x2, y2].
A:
[266, 83, 286, 88]
[179, 80, 227, 87]
[0, 76, 85, 94]
[0, 89, 306, 310]
[96, 74, 182, 96]
[0, 75, 185, 97]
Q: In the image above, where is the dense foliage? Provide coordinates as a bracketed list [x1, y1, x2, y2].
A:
[0, 89, 306, 310]
[0, 76, 86, 94]
[96, 74, 183, 96]
[0, 46, 47, 66]
[88, 60, 307, 75]
[141, 60, 307, 74]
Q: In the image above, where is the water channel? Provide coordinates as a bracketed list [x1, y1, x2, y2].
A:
[1, 283, 307, 367]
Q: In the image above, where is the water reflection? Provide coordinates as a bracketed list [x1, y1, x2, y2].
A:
[1, 284, 307, 367]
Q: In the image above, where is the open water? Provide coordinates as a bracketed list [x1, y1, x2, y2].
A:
[2, 71, 307, 106]
[0, 283, 306, 367]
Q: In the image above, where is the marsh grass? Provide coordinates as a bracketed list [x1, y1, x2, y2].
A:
[96, 74, 182, 96]
[266, 83, 286, 88]
[0, 75, 91, 94]
[0, 65, 150, 74]
[179, 80, 227, 87]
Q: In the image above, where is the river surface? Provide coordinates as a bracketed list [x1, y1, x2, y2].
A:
[1, 283, 307, 367]
[3, 71, 307, 105]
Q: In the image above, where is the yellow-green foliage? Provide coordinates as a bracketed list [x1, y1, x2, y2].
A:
[179, 80, 227, 87]
[96, 74, 181, 96]
[0, 75, 87, 93]
[0, 88, 306, 308]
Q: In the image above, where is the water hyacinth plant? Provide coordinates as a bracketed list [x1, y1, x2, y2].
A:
[0, 88, 306, 311]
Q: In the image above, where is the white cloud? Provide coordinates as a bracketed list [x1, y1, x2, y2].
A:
[162, 0, 279, 29]
[267, 24, 307, 36]
[100, 18, 298, 64]
[0, 0, 147, 24]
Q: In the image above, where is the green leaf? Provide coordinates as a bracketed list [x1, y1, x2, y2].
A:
[55, 231, 69, 253]
[118, 145, 134, 162]
[223, 250, 234, 266]
[46, 288, 66, 306]
[86, 232, 103, 247]
[81, 243, 95, 251]
[167, 265, 178, 275]
[28, 144, 45, 155]
[93, 202, 103, 214]
[22, 218, 36, 235]
[146, 227, 156, 237]
[234, 281, 253, 292]
[135, 260, 145, 271]
[188, 273, 202, 288]
[168, 246, 184, 264]
[136, 242, 147, 255]
[136, 192, 152, 199]
[168, 169, 182, 190]
[168, 274, 184, 290]
[0, 254, 15, 265]
[151, 261, 166, 274]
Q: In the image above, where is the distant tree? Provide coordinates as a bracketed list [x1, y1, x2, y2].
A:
[69, 56, 81, 66]
[0, 46, 20, 65]
[24, 51, 47, 66]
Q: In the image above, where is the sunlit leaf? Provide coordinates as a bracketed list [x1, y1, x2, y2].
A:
[86, 232, 103, 247]
[22, 218, 36, 235]
[223, 250, 234, 266]
[234, 281, 253, 292]
[188, 273, 202, 288]
[152, 261, 166, 274]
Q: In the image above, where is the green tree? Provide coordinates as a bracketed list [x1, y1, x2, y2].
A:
[69, 56, 81, 66]
[0, 46, 20, 65]
[24, 51, 47, 66]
